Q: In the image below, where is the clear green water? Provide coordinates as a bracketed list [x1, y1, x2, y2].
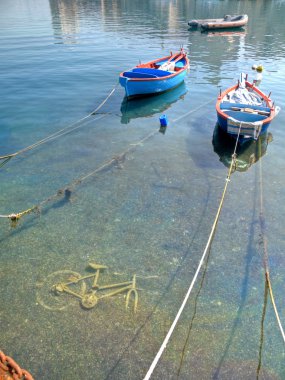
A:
[1, 1, 285, 379]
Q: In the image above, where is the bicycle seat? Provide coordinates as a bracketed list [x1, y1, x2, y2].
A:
[88, 262, 108, 270]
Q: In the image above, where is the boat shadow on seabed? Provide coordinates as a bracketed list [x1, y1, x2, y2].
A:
[212, 123, 273, 172]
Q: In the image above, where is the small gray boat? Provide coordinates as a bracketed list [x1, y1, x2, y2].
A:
[188, 14, 248, 30]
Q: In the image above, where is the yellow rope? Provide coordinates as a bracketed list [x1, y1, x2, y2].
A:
[0, 85, 118, 162]
[0, 206, 39, 227]
[258, 140, 285, 344]
[266, 272, 285, 342]
[143, 126, 241, 380]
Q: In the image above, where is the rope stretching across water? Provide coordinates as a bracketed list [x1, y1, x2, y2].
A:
[0, 84, 118, 162]
[0, 88, 210, 164]
[143, 124, 242, 380]
[258, 141, 285, 343]
[172, 99, 213, 123]
[0, 128, 158, 225]
[0, 98, 214, 225]
[144, 128, 285, 380]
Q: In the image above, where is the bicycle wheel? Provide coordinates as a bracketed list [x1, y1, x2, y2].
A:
[36, 270, 87, 311]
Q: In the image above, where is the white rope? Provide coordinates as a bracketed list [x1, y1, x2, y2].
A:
[143, 123, 242, 380]
[173, 99, 214, 123]
[143, 177, 231, 379]
[143, 232, 214, 379]
[258, 148, 285, 344]
[0, 84, 118, 161]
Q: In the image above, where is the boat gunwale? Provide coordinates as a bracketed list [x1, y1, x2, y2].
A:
[119, 53, 189, 82]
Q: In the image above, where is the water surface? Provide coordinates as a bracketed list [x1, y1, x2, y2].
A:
[0, 1, 285, 379]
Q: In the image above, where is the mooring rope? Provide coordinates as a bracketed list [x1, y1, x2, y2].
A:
[0, 98, 214, 226]
[266, 272, 285, 342]
[143, 125, 242, 380]
[0, 156, 12, 169]
[0, 84, 119, 162]
[0, 93, 211, 164]
[176, 243, 213, 378]
[258, 141, 285, 343]
[256, 279, 268, 380]
[172, 99, 214, 123]
[0, 128, 158, 226]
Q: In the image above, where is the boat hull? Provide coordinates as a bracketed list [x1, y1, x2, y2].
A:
[201, 18, 247, 30]
[189, 15, 248, 30]
[119, 70, 187, 98]
[217, 113, 271, 144]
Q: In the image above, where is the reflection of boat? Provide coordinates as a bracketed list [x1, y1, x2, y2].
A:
[212, 123, 272, 172]
[203, 30, 246, 37]
[216, 73, 279, 144]
[119, 49, 189, 99]
[188, 14, 248, 30]
[120, 82, 187, 124]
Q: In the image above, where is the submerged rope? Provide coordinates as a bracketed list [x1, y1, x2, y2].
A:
[0, 156, 11, 169]
[256, 279, 269, 380]
[266, 273, 285, 342]
[1, 79, 208, 166]
[0, 93, 211, 164]
[0, 98, 214, 226]
[0, 84, 118, 163]
[143, 125, 242, 380]
[0, 128, 157, 226]
[258, 140, 285, 343]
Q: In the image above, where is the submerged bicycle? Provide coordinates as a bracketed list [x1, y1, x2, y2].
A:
[36, 262, 139, 312]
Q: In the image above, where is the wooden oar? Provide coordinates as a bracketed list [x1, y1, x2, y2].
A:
[160, 53, 184, 71]
[172, 54, 184, 64]
[166, 52, 179, 63]
[164, 52, 184, 65]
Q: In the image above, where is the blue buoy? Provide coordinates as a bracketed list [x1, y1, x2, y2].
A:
[159, 114, 168, 127]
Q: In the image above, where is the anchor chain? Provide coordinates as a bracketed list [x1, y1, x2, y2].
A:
[0, 351, 34, 380]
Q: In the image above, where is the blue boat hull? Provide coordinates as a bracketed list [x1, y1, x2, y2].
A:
[217, 113, 271, 143]
[119, 70, 187, 98]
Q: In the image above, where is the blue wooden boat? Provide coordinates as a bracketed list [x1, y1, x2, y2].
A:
[119, 49, 189, 99]
[216, 74, 280, 143]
